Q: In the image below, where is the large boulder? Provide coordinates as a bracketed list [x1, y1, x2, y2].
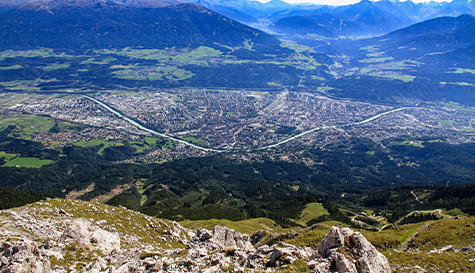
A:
[318, 226, 391, 273]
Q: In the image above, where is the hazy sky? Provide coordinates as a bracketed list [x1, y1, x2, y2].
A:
[256, 0, 450, 5]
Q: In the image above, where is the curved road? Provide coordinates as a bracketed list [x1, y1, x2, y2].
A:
[83, 95, 408, 152]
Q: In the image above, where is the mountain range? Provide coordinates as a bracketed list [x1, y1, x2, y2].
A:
[272, 0, 474, 39]
[0, 0, 281, 51]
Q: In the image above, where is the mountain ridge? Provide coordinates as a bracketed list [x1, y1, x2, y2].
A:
[0, 0, 281, 51]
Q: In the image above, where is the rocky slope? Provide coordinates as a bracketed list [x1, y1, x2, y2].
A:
[0, 199, 390, 272]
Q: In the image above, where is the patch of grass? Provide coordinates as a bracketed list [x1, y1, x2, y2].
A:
[410, 218, 475, 251]
[452, 68, 475, 75]
[362, 223, 422, 251]
[0, 65, 22, 70]
[129, 141, 150, 153]
[440, 81, 474, 87]
[443, 208, 468, 217]
[366, 151, 376, 156]
[296, 203, 329, 226]
[0, 48, 56, 58]
[386, 251, 475, 272]
[285, 221, 343, 249]
[359, 57, 394, 63]
[145, 137, 157, 145]
[81, 57, 116, 65]
[180, 217, 289, 235]
[74, 139, 117, 155]
[0, 151, 16, 160]
[0, 114, 54, 139]
[182, 136, 207, 147]
[267, 81, 281, 87]
[40, 63, 70, 70]
[438, 120, 458, 125]
[390, 140, 425, 148]
[3, 157, 53, 168]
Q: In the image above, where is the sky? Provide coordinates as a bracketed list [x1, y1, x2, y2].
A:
[256, 0, 450, 5]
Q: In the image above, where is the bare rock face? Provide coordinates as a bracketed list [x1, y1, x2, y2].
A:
[0, 239, 51, 273]
[61, 218, 121, 254]
[318, 226, 391, 273]
[190, 225, 256, 252]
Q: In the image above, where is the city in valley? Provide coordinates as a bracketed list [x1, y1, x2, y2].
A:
[1, 88, 473, 162]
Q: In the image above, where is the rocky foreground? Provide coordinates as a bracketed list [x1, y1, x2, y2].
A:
[0, 199, 390, 273]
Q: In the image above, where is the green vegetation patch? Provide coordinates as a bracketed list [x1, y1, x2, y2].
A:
[452, 68, 475, 75]
[0, 114, 55, 139]
[359, 57, 394, 63]
[438, 120, 458, 125]
[0, 48, 57, 58]
[0, 151, 16, 161]
[111, 66, 194, 81]
[129, 141, 151, 153]
[410, 218, 475, 250]
[369, 73, 415, 82]
[182, 136, 207, 147]
[0, 65, 22, 70]
[40, 63, 71, 70]
[74, 139, 117, 155]
[81, 57, 116, 65]
[296, 203, 329, 226]
[387, 251, 475, 273]
[145, 137, 157, 145]
[390, 140, 425, 148]
[3, 157, 53, 168]
[440, 81, 474, 87]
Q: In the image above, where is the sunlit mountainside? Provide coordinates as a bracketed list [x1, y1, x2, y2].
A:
[0, 0, 474, 272]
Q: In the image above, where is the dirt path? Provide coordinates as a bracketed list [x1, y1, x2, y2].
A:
[400, 222, 432, 251]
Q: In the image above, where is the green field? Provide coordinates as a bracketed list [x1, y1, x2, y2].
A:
[0, 114, 54, 138]
[74, 139, 118, 155]
[438, 120, 458, 125]
[40, 63, 71, 70]
[3, 157, 53, 168]
[180, 217, 289, 234]
[182, 136, 207, 147]
[295, 203, 329, 226]
[359, 57, 394, 63]
[390, 140, 425, 148]
[81, 57, 116, 65]
[452, 68, 475, 75]
[129, 141, 151, 153]
[145, 137, 157, 145]
[0, 65, 22, 70]
[0, 151, 16, 161]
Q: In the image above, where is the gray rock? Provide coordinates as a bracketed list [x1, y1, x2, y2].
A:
[308, 258, 331, 273]
[189, 225, 255, 252]
[90, 228, 121, 254]
[61, 218, 92, 246]
[330, 251, 358, 273]
[317, 226, 391, 273]
[318, 226, 344, 257]
[0, 239, 51, 273]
